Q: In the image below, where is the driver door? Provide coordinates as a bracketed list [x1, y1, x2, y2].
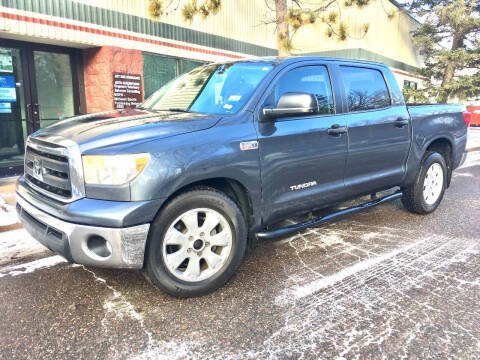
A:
[256, 65, 348, 224]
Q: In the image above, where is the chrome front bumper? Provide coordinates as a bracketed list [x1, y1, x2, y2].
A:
[16, 195, 150, 269]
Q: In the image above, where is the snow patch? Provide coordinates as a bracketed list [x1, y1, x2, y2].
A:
[81, 266, 156, 359]
[361, 232, 381, 241]
[0, 196, 18, 227]
[103, 290, 144, 321]
[453, 172, 474, 178]
[0, 255, 67, 278]
[0, 228, 49, 265]
[291, 236, 430, 298]
[319, 233, 345, 246]
[129, 340, 201, 360]
[258, 234, 480, 359]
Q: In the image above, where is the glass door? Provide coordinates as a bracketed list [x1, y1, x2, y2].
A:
[0, 47, 28, 177]
[0, 40, 80, 177]
[32, 51, 75, 128]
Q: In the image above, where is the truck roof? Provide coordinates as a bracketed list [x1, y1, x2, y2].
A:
[226, 56, 389, 68]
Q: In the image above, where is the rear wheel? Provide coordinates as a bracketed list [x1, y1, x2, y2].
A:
[145, 189, 247, 297]
[401, 152, 447, 214]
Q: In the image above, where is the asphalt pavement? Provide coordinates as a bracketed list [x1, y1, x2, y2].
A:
[0, 130, 479, 359]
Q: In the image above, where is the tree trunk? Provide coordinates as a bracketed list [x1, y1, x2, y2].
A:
[439, 32, 464, 102]
[275, 0, 289, 56]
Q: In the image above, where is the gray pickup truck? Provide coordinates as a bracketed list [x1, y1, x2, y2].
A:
[16, 57, 470, 297]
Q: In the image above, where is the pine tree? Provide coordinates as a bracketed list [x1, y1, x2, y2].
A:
[403, 0, 480, 103]
[147, 0, 375, 56]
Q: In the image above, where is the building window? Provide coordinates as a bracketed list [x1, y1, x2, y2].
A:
[403, 80, 418, 90]
[142, 53, 204, 99]
[178, 59, 204, 74]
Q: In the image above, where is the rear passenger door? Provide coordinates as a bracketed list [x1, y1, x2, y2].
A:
[256, 64, 348, 224]
[339, 65, 410, 195]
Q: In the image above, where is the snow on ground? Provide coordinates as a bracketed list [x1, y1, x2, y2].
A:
[0, 255, 66, 278]
[0, 187, 50, 266]
[0, 228, 49, 265]
[0, 195, 18, 227]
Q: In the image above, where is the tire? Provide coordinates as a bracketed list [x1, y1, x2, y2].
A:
[401, 151, 447, 214]
[145, 188, 247, 297]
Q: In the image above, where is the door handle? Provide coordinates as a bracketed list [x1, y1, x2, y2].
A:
[394, 118, 409, 128]
[27, 104, 40, 115]
[32, 104, 39, 116]
[327, 124, 347, 135]
[27, 104, 41, 127]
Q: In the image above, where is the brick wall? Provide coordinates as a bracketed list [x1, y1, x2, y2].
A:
[83, 46, 144, 113]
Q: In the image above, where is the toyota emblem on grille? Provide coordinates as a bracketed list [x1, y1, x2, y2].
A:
[33, 158, 43, 181]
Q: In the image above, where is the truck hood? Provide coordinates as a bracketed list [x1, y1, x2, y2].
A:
[32, 109, 222, 152]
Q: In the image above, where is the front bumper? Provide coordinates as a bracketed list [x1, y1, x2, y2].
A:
[16, 195, 150, 269]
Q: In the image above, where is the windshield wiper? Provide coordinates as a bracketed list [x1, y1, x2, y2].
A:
[153, 108, 205, 114]
[166, 108, 191, 113]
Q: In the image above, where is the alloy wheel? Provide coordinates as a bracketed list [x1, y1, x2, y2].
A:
[423, 162, 444, 206]
[162, 208, 233, 282]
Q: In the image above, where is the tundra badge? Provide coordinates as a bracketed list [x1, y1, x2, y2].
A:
[290, 181, 318, 191]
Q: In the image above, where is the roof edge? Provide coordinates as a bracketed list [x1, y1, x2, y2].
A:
[388, 0, 422, 25]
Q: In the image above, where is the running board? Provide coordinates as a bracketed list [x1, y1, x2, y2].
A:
[256, 191, 403, 240]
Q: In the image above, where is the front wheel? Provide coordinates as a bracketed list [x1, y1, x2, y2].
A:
[145, 188, 247, 297]
[401, 151, 447, 214]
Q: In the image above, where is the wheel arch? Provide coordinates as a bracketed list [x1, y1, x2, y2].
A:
[170, 177, 254, 227]
[424, 137, 453, 186]
[143, 177, 255, 268]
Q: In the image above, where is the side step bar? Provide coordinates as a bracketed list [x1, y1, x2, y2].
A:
[256, 191, 403, 240]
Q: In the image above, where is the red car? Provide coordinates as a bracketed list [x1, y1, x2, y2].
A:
[467, 106, 480, 126]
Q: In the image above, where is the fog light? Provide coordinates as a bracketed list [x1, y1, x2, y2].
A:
[86, 235, 112, 258]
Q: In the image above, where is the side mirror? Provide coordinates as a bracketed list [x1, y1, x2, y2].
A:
[263, 92, 318, 119]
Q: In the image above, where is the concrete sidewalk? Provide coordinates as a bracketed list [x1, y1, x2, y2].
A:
[467, 127, 480, 152]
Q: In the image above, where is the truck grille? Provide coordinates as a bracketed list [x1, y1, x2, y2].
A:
[24, 140, 72, 200]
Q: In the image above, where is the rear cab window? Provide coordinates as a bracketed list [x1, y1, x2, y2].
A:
[340, 66, 391, 112]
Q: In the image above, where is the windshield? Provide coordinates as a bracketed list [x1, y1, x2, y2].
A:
[141, 62, 275, 115]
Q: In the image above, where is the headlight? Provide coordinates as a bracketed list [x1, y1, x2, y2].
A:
[82, 153, 150, 185]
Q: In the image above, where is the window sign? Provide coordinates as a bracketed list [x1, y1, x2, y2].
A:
[0, 75, 16, 102]
[113, 73, 142, 109]
[0, 49, 13, 73]
[0, 102, 11, 113]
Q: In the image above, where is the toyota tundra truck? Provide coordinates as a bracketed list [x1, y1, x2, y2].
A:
[15, 57, 471, 297]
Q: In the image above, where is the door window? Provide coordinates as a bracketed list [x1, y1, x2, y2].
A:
[273, 66, 335, 115]
[33, 51, 75, 128]
[340, 66, 391, 111]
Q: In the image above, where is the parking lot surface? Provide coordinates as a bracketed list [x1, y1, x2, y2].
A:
[0, 143, 479, 359]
